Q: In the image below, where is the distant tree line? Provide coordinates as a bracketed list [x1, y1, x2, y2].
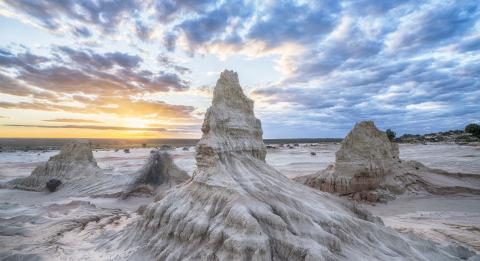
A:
[386, 122, 480, 143]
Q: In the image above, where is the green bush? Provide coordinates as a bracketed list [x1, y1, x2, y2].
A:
[386, 129, 396, 141]
[465, 123, 480, 138]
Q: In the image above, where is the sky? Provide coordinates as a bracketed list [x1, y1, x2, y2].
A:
[0, 0, 479, 139]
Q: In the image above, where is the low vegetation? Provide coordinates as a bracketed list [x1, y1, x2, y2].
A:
[465, 123, 480, 138]
[386, 129, 396, 141]
[396, 123, 480, 143]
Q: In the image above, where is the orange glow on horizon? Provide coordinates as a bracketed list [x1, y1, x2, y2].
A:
[0, 126, 199, 139]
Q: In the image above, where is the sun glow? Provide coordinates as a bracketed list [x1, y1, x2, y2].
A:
[123, 118, 151, 129]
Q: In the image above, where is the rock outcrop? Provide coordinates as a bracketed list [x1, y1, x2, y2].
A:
[134, 150, 189, 186]
[194, 70, 266, 169]
[116, 70, 477, 260]
[9, 140, 102, 191]
[294, 121, 480, 201]
[124, 150, 190, 197]
[295, 121, 398, 194]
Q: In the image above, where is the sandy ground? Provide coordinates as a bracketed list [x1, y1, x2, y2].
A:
[365, 195, 480, 252]
[1, 143, 478, 180]
[0, 143, 479, 257]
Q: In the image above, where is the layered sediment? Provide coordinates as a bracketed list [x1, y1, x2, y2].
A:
[294, 121, 480, 201]
[124, 150, 190, 197]
[133, 150, 189, 186]
[9, 140, 102, 191]
[118, 70, 477, 260]
[0, 200, 123, 259]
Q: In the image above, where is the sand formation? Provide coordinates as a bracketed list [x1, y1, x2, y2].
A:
[115, 70, 477, 260]
[294, 121, 480, 201]
[124, 150, 190, 197]
[0, 200, 122, 260]
[9, 140, 102, 191]
[8, 141, 190, 196]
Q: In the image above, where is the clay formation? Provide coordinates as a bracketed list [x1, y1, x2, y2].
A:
[115, 71, 477, 260]
[294, 121, 480, 201]
[9, 140, 102, 191]
[124, 150, 190, 197]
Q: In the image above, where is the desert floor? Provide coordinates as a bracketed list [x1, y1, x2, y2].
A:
[1, 143, 479, 256]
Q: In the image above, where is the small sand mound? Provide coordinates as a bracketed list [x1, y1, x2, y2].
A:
[294, 121, 480, 201]
[9, 140, 101, 191]
[123, 150, 189, 197]
[134, 150, 189, 186]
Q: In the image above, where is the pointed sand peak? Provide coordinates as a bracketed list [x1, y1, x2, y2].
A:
[337, 120, 399, 165]
[50, 140, 96, 163]
[212, 70, 251, 109]
[196, 70, 265, 168]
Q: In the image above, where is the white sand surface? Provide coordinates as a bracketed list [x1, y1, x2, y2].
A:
[365, 195, 480, 252]
[0, 143, 479, 258]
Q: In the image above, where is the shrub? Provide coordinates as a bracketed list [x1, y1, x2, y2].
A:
[386, 129, 396, 141]
[465, 123, 480, 138]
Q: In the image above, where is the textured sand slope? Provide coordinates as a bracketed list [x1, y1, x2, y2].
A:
[117, 70, 478, 260]
[8, 140, 103, 192]
[122, 150, 190, 198]
[0, 200, 123, 260]
[294, 121, 480, 201]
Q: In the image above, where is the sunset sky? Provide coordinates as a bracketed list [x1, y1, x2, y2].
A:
[0, 0, 479, 138]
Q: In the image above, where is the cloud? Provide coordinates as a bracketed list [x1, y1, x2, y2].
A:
[2, 0, 140, 36]
[4, 124, 168, 132]
[176, 0, 254, 51]
[285, 16, 383, 81]
[0, 46, 195, 123]
[0, 99, 195, 120]
[154, 0, 213, 23]
[406, 102, 448, 111]
[0, 73, 58, 100]
[240, 0, 480, 136]
[0, 47, 189, 96]
[164, 0, 340, 55]
[252, 53, 480, 135]
[134, 20, 153, 41]
[455, 36, 480, 52]
[344, 0, 411, 15]
[157, 55, 191, 74]
[385, 1, 479, 52]
[73, 26, 92, 38]
[42, 118, 103, 123]
[247, 1, 339, 48]
[0, 50, 49, 67]
[57, 46, 142, 69]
